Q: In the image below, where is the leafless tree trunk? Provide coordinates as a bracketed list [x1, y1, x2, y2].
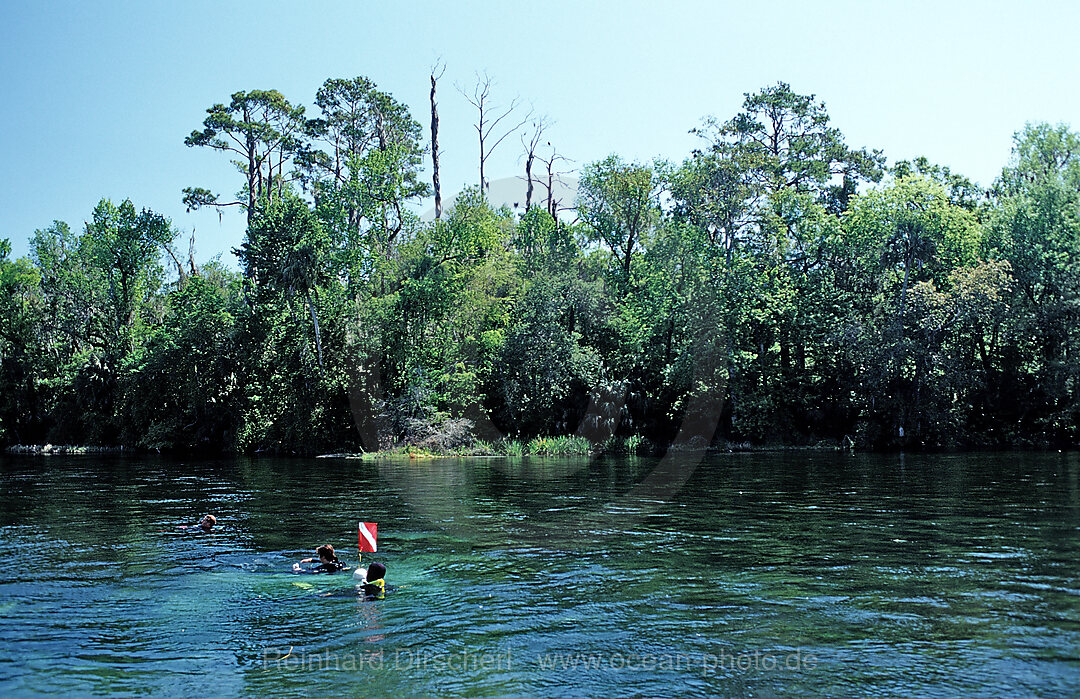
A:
[539, 147, 573, 219]
[520, 117, 548, 211]
[430, 61, 445, 220]
[186, 230, 197, 277]
[459, 72, 529, 196]
[165, 230, 199, 285]
[165, 246, 187, 286]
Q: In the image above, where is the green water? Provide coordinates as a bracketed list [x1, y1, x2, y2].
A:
[0, 452, 1077, 696]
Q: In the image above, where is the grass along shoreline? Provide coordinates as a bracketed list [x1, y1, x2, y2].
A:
[317, 435, 662, 459]
[315, 436, 852, 460]
[5, 436, 853, 458]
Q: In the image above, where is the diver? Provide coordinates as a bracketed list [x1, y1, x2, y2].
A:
[293, 544, 349, 574]
[357, 562, 386, 600]
[172, 514, 217, 533]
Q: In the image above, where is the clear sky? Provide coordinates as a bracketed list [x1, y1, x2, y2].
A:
[2, 1, 1077, 264]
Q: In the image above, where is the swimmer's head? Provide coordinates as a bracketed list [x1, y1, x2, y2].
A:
[199, 515, 216, 530]
[366, 562, 386, 581]
[316, 544, 338, 562]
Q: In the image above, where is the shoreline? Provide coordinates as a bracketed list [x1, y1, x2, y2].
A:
[4, 440, 846, 459]
[314, 443, 850, 460]
[4, 444, 127, 455]
[7, 441, 1073, 458]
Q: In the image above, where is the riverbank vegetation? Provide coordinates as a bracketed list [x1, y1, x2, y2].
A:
[1, 78, 1078, 453]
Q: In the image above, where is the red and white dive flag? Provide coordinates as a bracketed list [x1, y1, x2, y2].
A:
[358, 522, 378, 553]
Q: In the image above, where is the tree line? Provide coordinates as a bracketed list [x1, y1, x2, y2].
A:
[1, 78, 1078, 453]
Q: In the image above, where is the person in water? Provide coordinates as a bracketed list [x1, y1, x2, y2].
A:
[293, 544, 348, 574]
[176, 514, 216, 532]
[359, 562, 386, 599]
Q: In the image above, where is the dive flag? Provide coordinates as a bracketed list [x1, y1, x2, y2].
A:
[359, 522, 378, 553]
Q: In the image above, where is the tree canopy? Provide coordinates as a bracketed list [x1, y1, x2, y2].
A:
[3, 79, 1078, 453]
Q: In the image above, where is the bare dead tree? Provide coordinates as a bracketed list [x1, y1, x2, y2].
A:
[187, 230, 198, 277]
[520, 117, 549, 211]
[165, 229, 199, 286]
[458, 72, 530, 196]
[430, 60, 446, 220]
[538, 145, 574, 219]
[165, 245, 187, 286]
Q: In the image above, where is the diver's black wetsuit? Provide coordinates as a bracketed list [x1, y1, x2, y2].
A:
[297, 559, 348, 574]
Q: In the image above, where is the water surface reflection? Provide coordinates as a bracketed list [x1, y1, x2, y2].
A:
[0, 452, 1077, 696]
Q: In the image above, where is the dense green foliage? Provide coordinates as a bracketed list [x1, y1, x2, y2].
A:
[2, 80, 1078, 452]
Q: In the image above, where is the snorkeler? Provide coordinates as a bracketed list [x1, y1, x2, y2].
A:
[293, 544, 348, 574]
[358, 562, 386, 599]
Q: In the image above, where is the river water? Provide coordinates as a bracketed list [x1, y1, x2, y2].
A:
[0, 452, 1077, 696]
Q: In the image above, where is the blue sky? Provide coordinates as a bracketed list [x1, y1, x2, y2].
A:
[2, 1, 1077, 263]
